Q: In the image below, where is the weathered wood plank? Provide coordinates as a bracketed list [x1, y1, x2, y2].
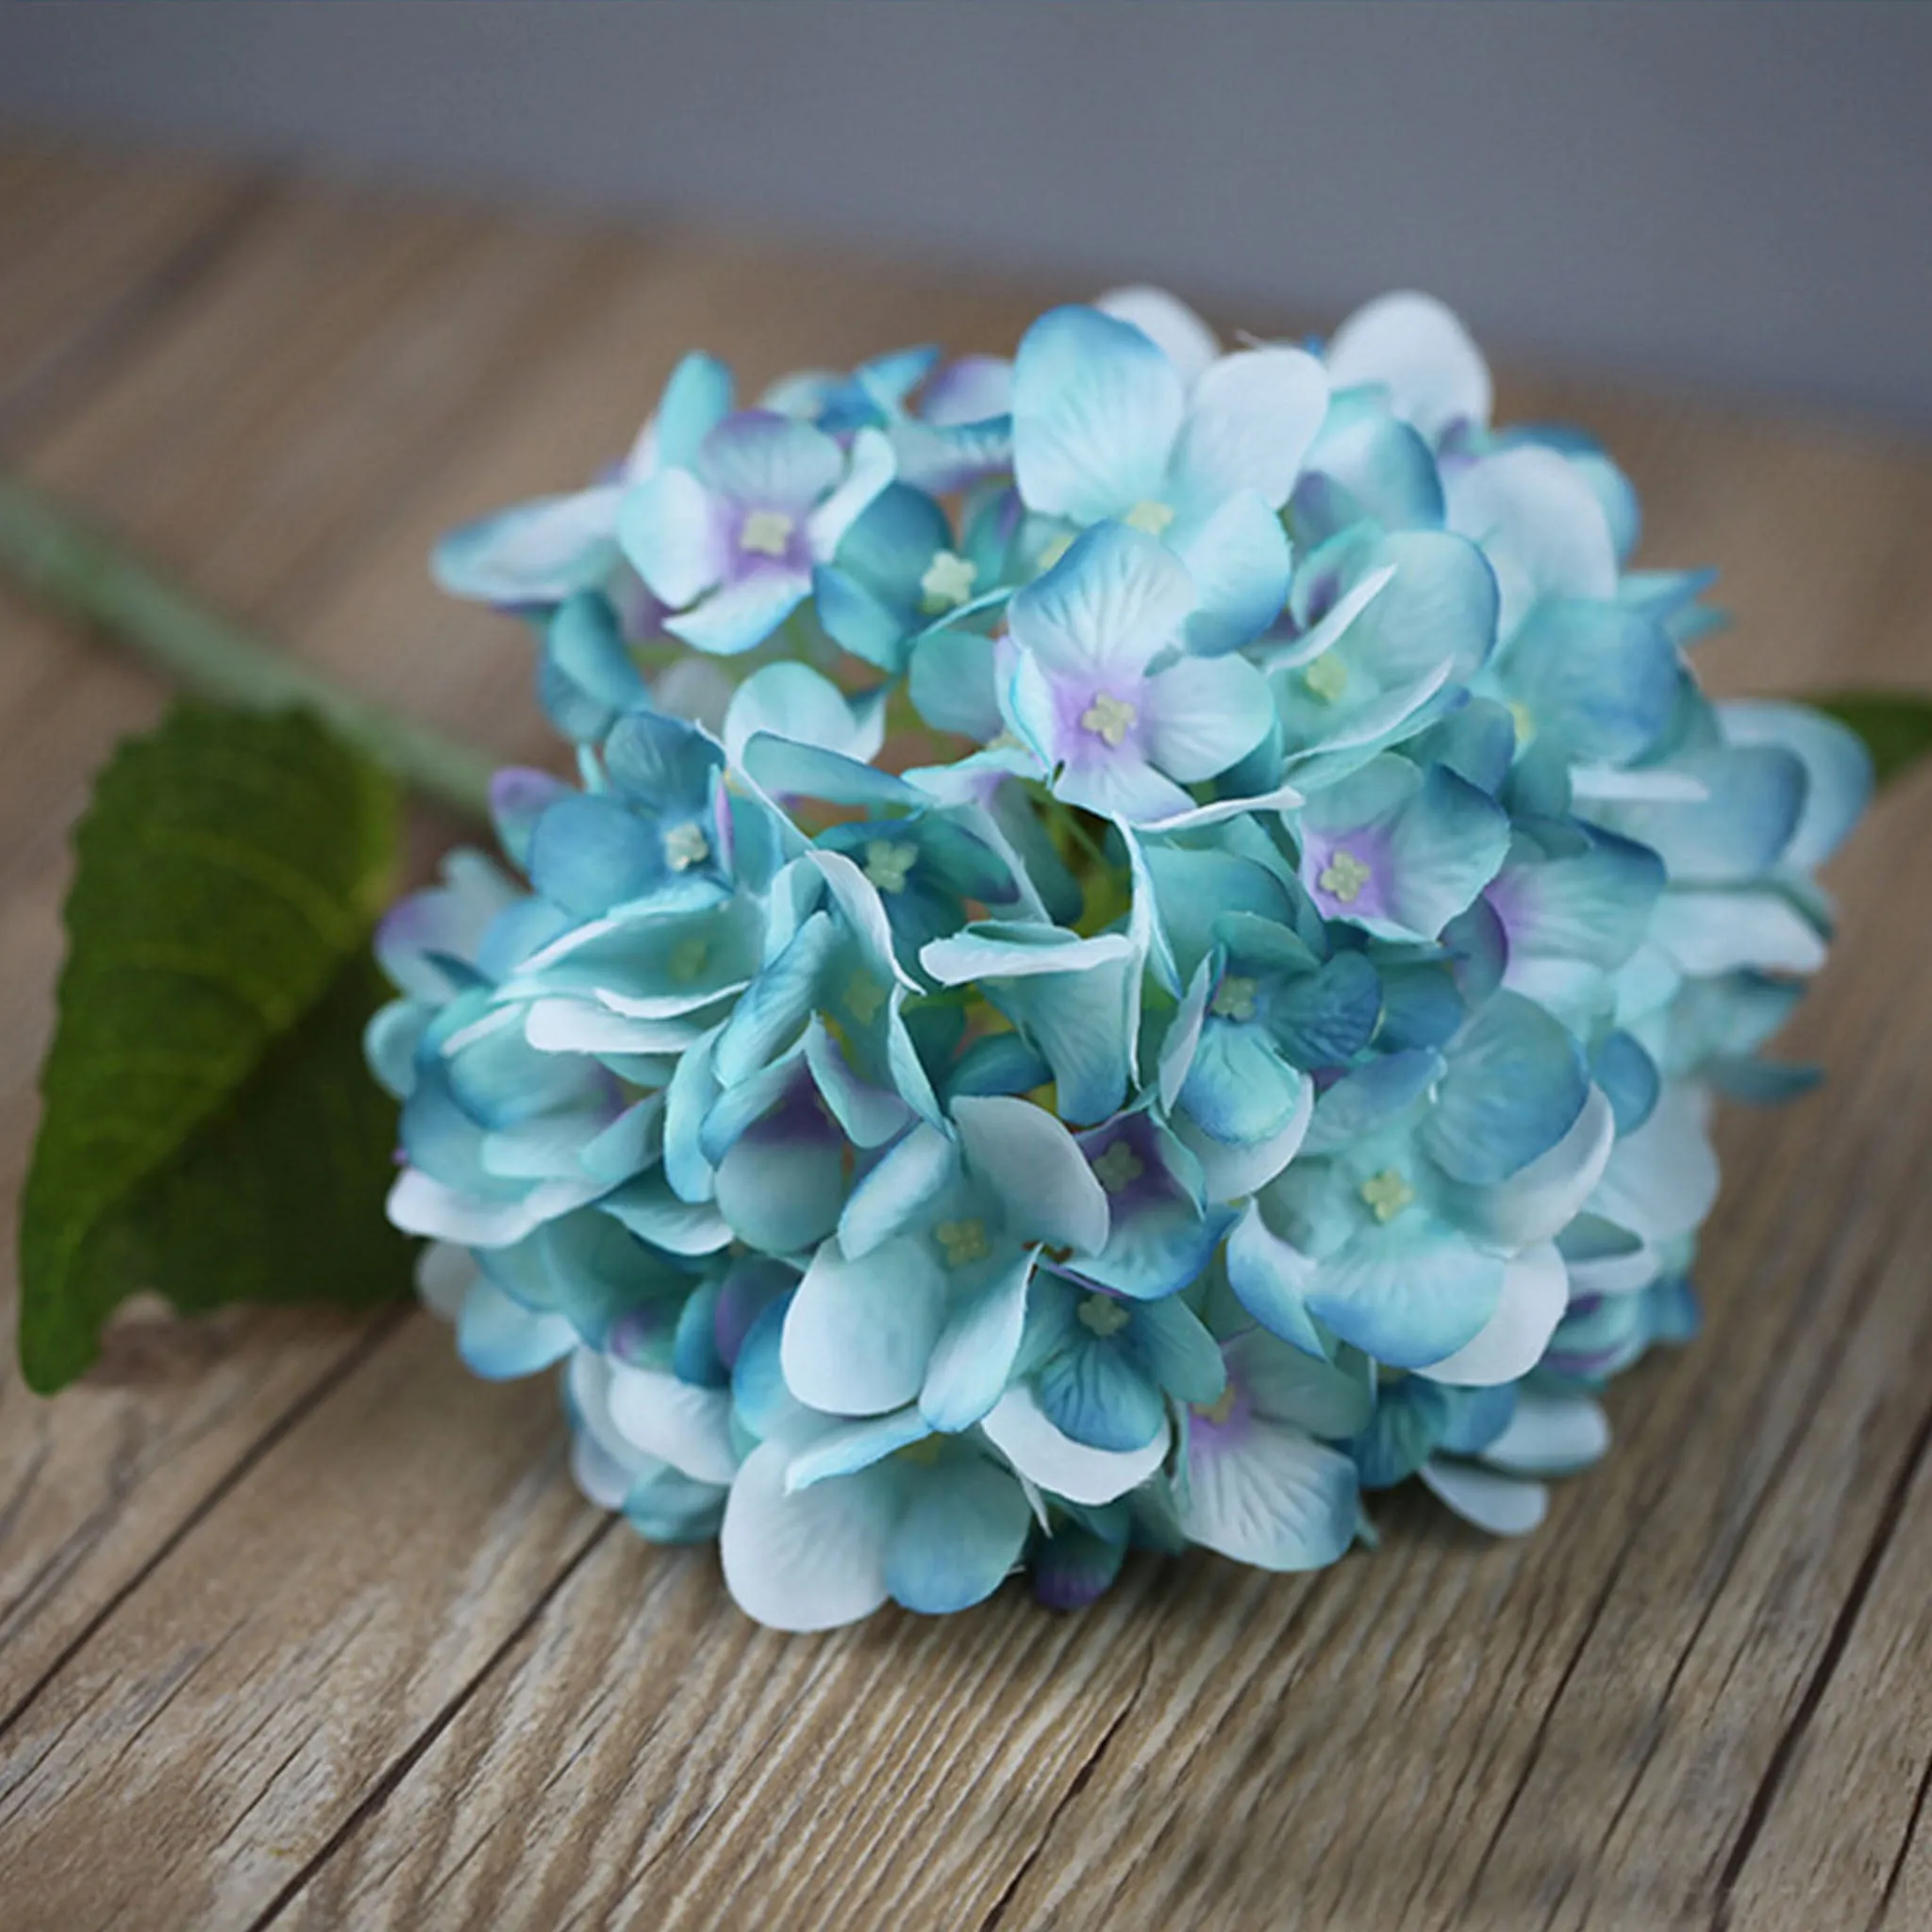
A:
[0, 1324, 597, 1928]
[0, 139, 269, 450]
[1718, 1415, 1932, 1930]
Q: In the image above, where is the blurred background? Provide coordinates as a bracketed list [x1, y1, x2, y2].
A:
[1, 2, 1928, 432]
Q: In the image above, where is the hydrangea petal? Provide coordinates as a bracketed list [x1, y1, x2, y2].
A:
[618, 467, 724, 608]
[720, 1429, 896, 1631]
[456, 1276, 577, 1379]
[953, 1094, 1108, 1255]
[1094, 284, 1219, 386]
[921, 1247, 1035, 1433]
[1480, 1391, 1611, 1475]
[885, 1455, 1031, 1615]
[434, 485, 625, 607]
[1171, 346, 1328, 511]
[1420, 1458, 1548, 1536]
[1325, 291, 1492, 443]
[782, 1234, 948, 1416]
[1180, 1419, 1357, 1572]
[606, 1365, 740, 1484]
[1011, 305, 1183, 523]
[981, 1384, 1172, 1507]
[1415, 1242, 1568, 1386]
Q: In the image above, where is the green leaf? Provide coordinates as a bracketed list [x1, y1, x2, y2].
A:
[1809, 691, 1932, 789]
[19, 703, 414, 1393]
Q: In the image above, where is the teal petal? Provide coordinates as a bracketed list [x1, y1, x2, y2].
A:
[885, 1454, 1031, 1615]
[1423, 992, 1589, 1186]
[457, 1276, 576, 1380]
[1180, 1415, 1358, 1572]
[920, 1246, 1034, 1432]
[1325, 291, 1491, 443]
[781, 1233, 949, 1416]
[1011, 305, 1182, 523]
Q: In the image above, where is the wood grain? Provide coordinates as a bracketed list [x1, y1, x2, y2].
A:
[1, 136, 1929, 1932]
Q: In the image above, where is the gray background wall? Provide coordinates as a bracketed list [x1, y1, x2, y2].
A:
[2, 3, 1928, 430]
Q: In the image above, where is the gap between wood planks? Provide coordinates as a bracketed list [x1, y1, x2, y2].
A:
[1712, 1401, 1932, 1932]
[238, 1515, 620, 1932]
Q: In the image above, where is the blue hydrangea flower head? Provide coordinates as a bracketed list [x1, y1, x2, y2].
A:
[379, 285, 1871, 1627]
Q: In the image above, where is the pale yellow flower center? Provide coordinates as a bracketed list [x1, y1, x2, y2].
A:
[1359, 1168, 1415, 1223]
[863, 839, 919, 894]
[1318, 848, 1373, 904]
[738, 508, 794, 558]
[1091, 1139, 1145, 1195]
[1076, 1291, 1132, 1338]
[936, 1218, 992, 1269]
[1210, 975, 1258, 1023]
[843, 973, 886, 1026]
[1507, 698, 1537, 749]
[1124, 498, 1176, 537]
[1080, 691, 1138, 748]
[895, 1435, 944, 1467]
[918, 549, 977, 614]
[662, 821, 710, 872]
[1302, 652, 1349, 704]
[1192, 1387, 1239, 1426]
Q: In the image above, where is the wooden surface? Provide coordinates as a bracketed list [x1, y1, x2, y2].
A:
[0, 134, 1929, 1932]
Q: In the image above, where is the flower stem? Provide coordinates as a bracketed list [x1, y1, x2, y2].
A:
[0, 475, 496, 823]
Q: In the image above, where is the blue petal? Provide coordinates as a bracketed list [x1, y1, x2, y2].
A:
[1033, 1333, 1167, 1452]
[1383, 765, 1512, 939]
[1124, 1293, 1225, 1406]
[712, 1083, 847, 1254]
[1180, 1416, 1358, 1571]
[782, 1234, 949, 1416]
[1423, 991, 1589, 1186]
[1006, 518, 1194, 680]
[617, 467, 722, 608]
[526, 796, 667, 919]
[666, 570, 809, 658]
[1224, 1199, 1325, 1357]
[1011, 305, 1183, 523]
[839, 1122, 959, 1259]
[696, 408, 841, 510]
[885, 1454, 1032, 1615]
[1351, 1377, 1453, 1488]
[1031, 1521, 1127, 1610]
[599, 1172, 733, 1256]
[433, 485, 624, 607]
[921, 1246, 1034, 1432]
[1168, 491, 1292, 655]
[1499, 599, 1681, 764]
[548, 590, 649, 710]
[1171, 344, 1328, 511]
[1306, 1218, 1505, 1369]
[647, 351, 735, 474]
[1179, 1023, 1307, 1145]
[457, 1276, 576, 1380]
[711, 911, 838, 1087]
[1719, 700, 1872, 870]
[1588, 742, 1806, 883]
[1324, 291, 1491, 443]
[1290, 388, 1442, 541]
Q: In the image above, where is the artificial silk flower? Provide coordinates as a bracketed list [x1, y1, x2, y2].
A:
[375, 285, 1869, 1628]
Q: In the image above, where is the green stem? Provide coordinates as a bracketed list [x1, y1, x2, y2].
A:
[0, 475, 496, 823]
